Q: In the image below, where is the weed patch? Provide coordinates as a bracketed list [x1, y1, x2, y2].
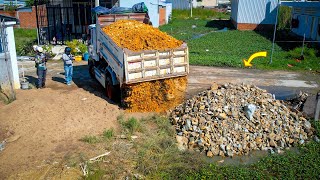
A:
[102, 128, 114, 140]
[80, 135, 101, 144]
[119, 116, 143, 134]
[80, 127, 115, 144]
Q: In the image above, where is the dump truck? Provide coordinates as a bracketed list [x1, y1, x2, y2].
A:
[88, 13, 189, 112]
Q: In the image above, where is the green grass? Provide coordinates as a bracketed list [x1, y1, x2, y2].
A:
[14, 28, 37, 56]
[119, 117, 143, 134]
[103, 128, 114, 140]
[160, 19, 320, 71]
[80, 135, 101, 144]
[172, 8, 230, 20]
[80, 128, 115, 144]
[84, 115, 320, 179]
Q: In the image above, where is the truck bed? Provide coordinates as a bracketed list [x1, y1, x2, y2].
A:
[97, 14, 189, 86]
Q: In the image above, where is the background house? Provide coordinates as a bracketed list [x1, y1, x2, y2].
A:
[0, 0, 26, 10]
[119, 0, 172, 27]
[281, 1, 320, 41]
[231, 0, 278, 30]
[0, 14, 20, 102]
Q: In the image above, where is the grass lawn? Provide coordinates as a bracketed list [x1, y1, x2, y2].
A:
[160, 19, 320, 72]
[14, 28, 37, 56]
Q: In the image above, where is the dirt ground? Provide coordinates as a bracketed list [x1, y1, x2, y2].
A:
[0, 60, 319, 179]
[0, 61, 124, 179]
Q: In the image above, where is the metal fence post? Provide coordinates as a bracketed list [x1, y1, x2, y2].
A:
[315, 92, 320, 121]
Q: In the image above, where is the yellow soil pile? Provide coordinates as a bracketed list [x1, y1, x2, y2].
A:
[102, 20, 183, 51]
[124, 77, 188, 112]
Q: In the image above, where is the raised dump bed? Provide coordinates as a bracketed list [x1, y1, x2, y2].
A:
[96, 14, 189, 86]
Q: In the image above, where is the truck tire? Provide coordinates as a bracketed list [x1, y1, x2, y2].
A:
[105, 77, 115, 100]
[89, 63, 95, 79]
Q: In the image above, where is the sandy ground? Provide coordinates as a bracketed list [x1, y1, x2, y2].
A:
[0, 60, 319, 178]
[0, 61, 123, 179]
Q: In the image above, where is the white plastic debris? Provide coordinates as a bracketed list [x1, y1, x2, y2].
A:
[244, 104, 256, 120]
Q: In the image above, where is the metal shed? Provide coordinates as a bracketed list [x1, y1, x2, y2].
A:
[231, 0, 278, 30]
[280, 1, 320, 41]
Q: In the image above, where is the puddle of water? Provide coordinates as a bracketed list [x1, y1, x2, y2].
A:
[190, 28, 229, 40]
[258, 86, 300, 100]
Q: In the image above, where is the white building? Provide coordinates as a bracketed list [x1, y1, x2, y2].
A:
[0, 14, 20, 102]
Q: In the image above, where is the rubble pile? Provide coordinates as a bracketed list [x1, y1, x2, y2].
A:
[170, 83, 314, 157]
[124, 76, 187, 112]
[103, 20, 183, 52]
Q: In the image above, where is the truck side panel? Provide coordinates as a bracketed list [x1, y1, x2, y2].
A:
[124, 45, 189, 84]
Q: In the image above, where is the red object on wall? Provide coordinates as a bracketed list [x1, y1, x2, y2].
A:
[159, 7, 166, 26]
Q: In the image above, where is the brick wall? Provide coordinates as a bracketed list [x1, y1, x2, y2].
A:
[16, 7, 37, 29]
[0, 11, 17, 18]
[237, 23, 274, 31]
[0, 6, 46, 29]
[231, 19, 274, 31]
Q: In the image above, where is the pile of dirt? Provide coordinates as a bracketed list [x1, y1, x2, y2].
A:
[103, 20, 183, 51]
[124, 76, 187, 112]
[170, 83, 314, 157]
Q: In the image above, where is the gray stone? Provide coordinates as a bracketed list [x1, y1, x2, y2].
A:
[304, 121, 312, 130]
[303, 95, 316, 118]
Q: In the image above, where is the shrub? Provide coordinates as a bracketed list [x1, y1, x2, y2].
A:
[286, 47, 317, 59]
[65, 40, 87, 56]
[278, 6, 292, 30]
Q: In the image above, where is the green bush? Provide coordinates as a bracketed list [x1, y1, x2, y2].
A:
[278, 6, 292, 30]
[14, 28, 37, 56]
[65, 40, 87, 55]
[286, 47, 317, 59]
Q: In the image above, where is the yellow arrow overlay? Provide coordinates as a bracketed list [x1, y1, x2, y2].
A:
[243, 51, 267, 67]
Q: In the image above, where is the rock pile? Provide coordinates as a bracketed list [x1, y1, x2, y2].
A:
[170, 83, 314, 157]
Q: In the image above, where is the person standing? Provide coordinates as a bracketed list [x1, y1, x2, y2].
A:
[34, 46, 47, 89]
[62, 47, 74, 85]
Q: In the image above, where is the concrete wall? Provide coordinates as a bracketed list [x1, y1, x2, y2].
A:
[0, 53, 14, 101]
[0, 22, 20, 100]
[201, 0, 218, 7]
[0, 22, 19, 101]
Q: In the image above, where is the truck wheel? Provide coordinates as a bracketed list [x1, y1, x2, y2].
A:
[105, 77, 115, 100]
[89, 64, 95, 79]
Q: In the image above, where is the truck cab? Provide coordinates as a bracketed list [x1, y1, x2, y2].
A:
[88, 24, 119, 100]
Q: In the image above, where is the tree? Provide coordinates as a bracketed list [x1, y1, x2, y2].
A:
[25, 0, 34, 7]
